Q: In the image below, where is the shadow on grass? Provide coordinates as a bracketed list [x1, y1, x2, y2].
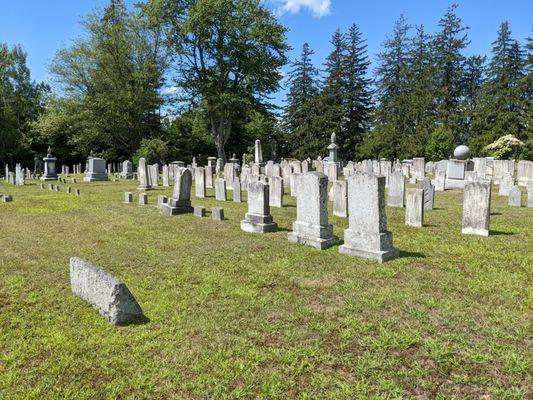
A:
[399, 250, 426, 259]
[120, 314, 151, 326]
[489, 230, 514, 236]
[490, 212, 502, 216]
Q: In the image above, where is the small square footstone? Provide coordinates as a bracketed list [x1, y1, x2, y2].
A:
[124, 192, 133, 203]
[55, 186, 61, 192]
[48, 184, 54, 190]
[194, 205, 206, 217]
[40, 183, 44, 190]
[3, 195, 13, 203]
[67, 187, 72, 194]
[157, 195, 168, 209]
[75, 189, 81, 196]
[139, 193, 148, 205]
[212, 207, 224, 221]
[69, 257, 145, 326]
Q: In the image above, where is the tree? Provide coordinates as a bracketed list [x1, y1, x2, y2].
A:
[146, 0, 289, 162]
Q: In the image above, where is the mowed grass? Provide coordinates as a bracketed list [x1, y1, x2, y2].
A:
[0, 175, 532, 399]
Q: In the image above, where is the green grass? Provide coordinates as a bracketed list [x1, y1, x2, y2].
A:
[0, 176, 532, 399]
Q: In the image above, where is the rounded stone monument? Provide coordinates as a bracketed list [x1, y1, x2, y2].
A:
[453, 145, 471, 160]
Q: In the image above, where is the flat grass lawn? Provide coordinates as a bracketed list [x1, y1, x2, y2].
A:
[1, 176, 532, 399]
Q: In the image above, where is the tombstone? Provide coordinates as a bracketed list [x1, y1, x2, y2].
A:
[339, 173, 399, 263]
[527, 184, 533, 208]
[15, 163, 24, 186]
[67, 187, 72, 194]
[233, 178, 242, 203]
[194, 205, 206, 217]
[327, 162, 338, 181]
[473, 158, 487, 179]
[40, 183, 44, 190]
[302, 160, 309, 173]
[517, 160, 533, 186]
[149, 164, 159, 187]
[417, 178, 435, 211]
[212, 207, 224, 221]
[83, 157, 109, 182]
[387, 171, 405, 208]
[290, 173, 301, 197]
[41, 146, 58, 181]
[55, 186, 60, 192]
[462, 180, 491, 236]
[137, 158, 152, 190]
[254, 139, 265, 172]
[412, 157, 425, 181]
[3, 195, 13, 203]
[224, 163, 236, 189]
[241, 181, 277, 233]
[508, 186, 522, 207]
[332, 180, 348, 218]
[205, 164, 214, 189]
[195, 167, 206, 198]
[464, 171, 477, 182]
[69, 257, 145, 325]
[498, 173, 514, 196]
[162, 165, 170, 187]
[75, 189, 81, 196]
[288, 172, 338, 250]
[215, 178, 227, 201]
[124, 192, 133, 204]
[434, 170, 446, 192]
[405, 188, 424, 228]
[215, 158, 223, 175]
[269, 176, 284, 208]
[48, 184, 54, 190]
[139, 193, 148, 206]
[161, 168, 193, 215]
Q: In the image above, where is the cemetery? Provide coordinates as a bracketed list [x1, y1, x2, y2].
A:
[1, 0, 532, 398]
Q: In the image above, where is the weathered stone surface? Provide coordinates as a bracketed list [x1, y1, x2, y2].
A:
[161, 168, 193, 215]
[162, 165, 170, 186]
[405, 188, 424, 227]
[387, 170, 405, 207]
[212, 207, 224, 221]
[462, 180, 491, 236]
[508, 186, 522, 207]
[339, 172, 398, 263]
[124, 192, 133, 203]
[233, 178, 242, 203]
[137, 158, 152, 190]
[453, 145, 471, 160]
[139, 193, 148, 205]
[434, 170, 446, 192]
[157, 195, 168, 209]
[149, 164, 159, 187]
[269, 176, 283, 208]
[195, 167, 206, 198]
[332, 180, 347, 218]
[75, 189, 81, 196]
[412, 158, 425, 180]
[288, 172, 338, 250]
[290, 173, 301, 197]
[69, 257, 145, 325]
[517, 160, 533, 186]
[241, 181, 277, 233]
[84, 158, 109, 182]
[498, 173, 514, 196]
[215, 178, 227, 201]
[121, 160, 133, 179]
[417, 178, 435, 211]
[194, 205, 206, 217]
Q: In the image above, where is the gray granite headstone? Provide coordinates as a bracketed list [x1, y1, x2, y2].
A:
[462, 180, 491, 236]
[405, 188, 424, 227]
[241, 181, 277, 233]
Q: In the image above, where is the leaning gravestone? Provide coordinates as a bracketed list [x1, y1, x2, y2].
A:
[417, 178, 435, 211]
[161, 168, 193, 215]
[508, 186, 522, 207]
[69, 257, 145, 325]
[124, 192, 133, 204]
[462, 180, 491, 237]
[405, 188, 424, 227]
[288, 172, 338, 250]
[241, 181, 277, 233]
[387, 170, 405, 208]
[137, 158, 152, 190]
[339, 172, 399, 263]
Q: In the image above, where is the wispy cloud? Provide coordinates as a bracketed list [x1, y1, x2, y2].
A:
[273, 0, 332, 18]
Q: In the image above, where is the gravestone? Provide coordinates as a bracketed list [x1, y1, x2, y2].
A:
[288, 172, 338, 250]
[233, 178, 242, 203]
[149, 164, 159, 187]
[205, 164, 214, 189]
[121, 160, 133, 179]
[290, 173, 301, 197]
[339, 172, 399, 263]
[405, 188, 424, 227]
[527, 184, 533, 208]
[162, 165, 170, 187]
[41, 147, 58, 181]
[462, 180, 491, 236]
[412, 157, 425, 181]
[387, 170, 405, 208]
[69, 257, 145, 325]
[137, 158, 152, 190]
[195, 167, 206, 198]
[498, 172, 514, 196]
[161, 168, 193, 215]
[194, 205, 206, 217]
[269, 176, 283, 208]
[417, 178, 435, 211]
[508, 186, 521, 207]
[157, 195, 168, 209]
[124, 192, 133, 203]
[212, 207, 224, 221]
[517, 160, 533, 186]
[332, 180, 347, 218]
[241, 181, 277, 233]
[139, 193, 148, 205]
[434, 170, 446, 192]
[215, 178, 227, 201]
[84, 157, 109, 182]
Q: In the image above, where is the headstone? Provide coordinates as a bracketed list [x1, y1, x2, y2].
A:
[161, 168, 193, 215]
[215, 178, 227, 201]
[517, 160, 533, 186]
[212, 207, 224, 221]
[241, 181, 277, 233]
[288, 172, 338, 250]
[527, 184, 533, 208]
[162, 165, 170, 187]
[387, 170, 405, 207]
[69, 257, 145, 325]
[195, 167, 206, 198]
[149, 164, 159, 187]
[84, 157, 109, 182]
[508, 186, 522, 207]
[290, 173, 301, 197]
[41, 146, 58, 181]
[194, 205, 206, 217]
[124, 192, 133, 203]
[434, 170, 446, 192]
[205, 164, 214, 189]
[332, 180, 348, 218]
[498, 173, 514, 196]
[462, 180, 491, 236]
[269, 176, 283, 208]
[339, 172, 399, 263]
[67, 187, 72, 194]
[412, 158, 425, 180]
[121, 160, 133, 179]
[157, 195, 168, 209]
[405, 188, 424, 227]
[417, 178, 435, 211]
[233, 178, 242, 203]
[254, 139, 263, 164]
[137, 158, 152, 190]
[473, 157, 487, 179]
[139, 193, 148, 205]
[75, 189, 81, 196]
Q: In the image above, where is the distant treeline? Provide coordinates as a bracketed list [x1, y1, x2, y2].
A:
[0, 1, 531, 168]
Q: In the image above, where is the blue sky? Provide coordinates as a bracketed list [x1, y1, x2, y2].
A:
[1, 0, 531, 105]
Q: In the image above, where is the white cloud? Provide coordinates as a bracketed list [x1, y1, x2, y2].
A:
[274, 0, 331, 18]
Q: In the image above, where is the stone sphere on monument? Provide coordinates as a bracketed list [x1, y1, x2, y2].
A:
[453, 145, 471, 160]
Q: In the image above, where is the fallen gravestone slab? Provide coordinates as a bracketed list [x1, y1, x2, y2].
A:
[69, 257, 145, 325]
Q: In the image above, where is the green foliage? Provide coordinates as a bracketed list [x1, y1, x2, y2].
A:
[483, 134, 525, 159]
[425, 126, 454, 161]
[133, 137, 169, 165]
